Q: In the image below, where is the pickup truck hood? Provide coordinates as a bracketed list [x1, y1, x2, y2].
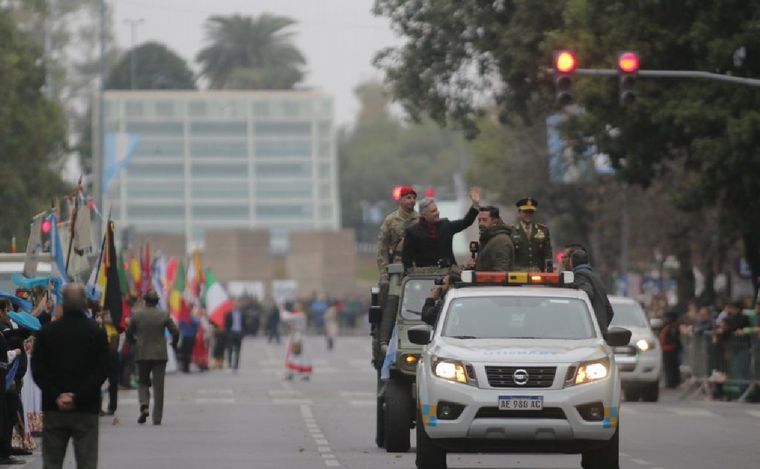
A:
[431, 337, 607, 364]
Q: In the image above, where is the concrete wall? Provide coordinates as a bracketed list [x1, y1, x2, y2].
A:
[286, 230, 357, 298]
[204, 229, 273, 285]
[132, 232, 186, 260]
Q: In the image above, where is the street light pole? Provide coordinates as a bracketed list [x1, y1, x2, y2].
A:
[124, 18, 145, 90]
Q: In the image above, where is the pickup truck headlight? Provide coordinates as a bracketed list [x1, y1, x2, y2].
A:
[635, 339, 655, 352]
[432, 357, 469, 384]
[570, 358, 610, 386]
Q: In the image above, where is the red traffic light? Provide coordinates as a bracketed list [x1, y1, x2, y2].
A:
[554, 51, 578, 74]
[41, 219, 52, 234]
[618, 52, 640, 73]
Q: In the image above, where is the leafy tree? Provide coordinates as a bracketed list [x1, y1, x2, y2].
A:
[375, 1, 760, 297]
[106, 41, 196, 90]
[339, 82, 467, 241]
[196, 14, 305, 90]
[0, 9, 69, 247]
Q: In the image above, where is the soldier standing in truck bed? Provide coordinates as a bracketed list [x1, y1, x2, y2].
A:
[376, 186, 419, 282]
[510, 197, 553, 272]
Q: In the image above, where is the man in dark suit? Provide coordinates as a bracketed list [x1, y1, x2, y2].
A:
[402, 187, 480, 271]
[126, 290, 179, 426]
[32, 283, 110, 469]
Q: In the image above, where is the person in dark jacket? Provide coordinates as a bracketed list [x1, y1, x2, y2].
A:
[468, 206, 514, 272]
[402, 187, 480, 271]
[32, 283, 110, 469]
[566, 246, 614, 334]
[659, 309, 682, 388]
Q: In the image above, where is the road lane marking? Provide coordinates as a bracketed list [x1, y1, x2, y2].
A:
[668, 407, 716, 417]
[197, 388, 233, 395]
[747, 410, 760, 418]
[268, 389, 301, 397]
[325, 460, 341, 467]
[194, 398, 235, 404]
[631, 459, 650, 465]
[274, 398, 313, 405]
[317, 446, 332, 453]
[349, 400, 375, 407]
[339, 391, 375, 398]
[315, 439, 329, 445]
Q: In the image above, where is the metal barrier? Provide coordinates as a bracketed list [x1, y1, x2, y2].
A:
[680, 331, 760, 401]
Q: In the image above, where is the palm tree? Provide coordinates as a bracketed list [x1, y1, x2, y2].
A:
[196, 14, 306, 90]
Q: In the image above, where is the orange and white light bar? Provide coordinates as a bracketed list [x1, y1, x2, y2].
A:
[460, 271, 574, 286]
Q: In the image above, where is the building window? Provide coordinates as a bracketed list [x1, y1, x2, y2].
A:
[256, 204, 313, 218]
[255, 181, 312, 199]
[127, 204, 184, 220]
[155, 101, 175, 117]
[318, 161, 332, 178]
[254, 140, 311, 158]
[192, 181, 249, 199]
[127, 182, 184, 199]
[319, 204, 333, 219]
[190, 122, 247, 137]
[127, 162, 184, 178]
[126, 121, 183, 136]
[255, 162, 312, 177]
[254, 121, 311, 137]
[134, 140, 184, 158]
[191, 162, 249, 178]
[125, 101, 144, 118]
[190, 140, 248, 158]
[188, 101, 206, 117]
[253, 101, 270, 117]
[318, 141, 331, 159]
[192, 204, 249, 219]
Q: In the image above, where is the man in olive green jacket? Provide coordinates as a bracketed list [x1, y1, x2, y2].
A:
[126, 290, 179, 426]
[469, 206, 514, 272]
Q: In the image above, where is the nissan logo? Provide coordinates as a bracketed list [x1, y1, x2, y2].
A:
[513, 369, 529, 386]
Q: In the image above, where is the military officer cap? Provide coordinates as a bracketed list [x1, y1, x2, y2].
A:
[516, 197, 538, 211]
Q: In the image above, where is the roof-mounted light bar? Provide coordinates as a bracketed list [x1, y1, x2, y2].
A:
[460, 271, 574, 286]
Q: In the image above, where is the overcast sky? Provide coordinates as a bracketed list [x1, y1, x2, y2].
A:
[112, 0, 400, 126]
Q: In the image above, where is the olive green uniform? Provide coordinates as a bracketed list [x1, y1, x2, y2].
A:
[376, 208, 418, 277]
[510, 222, 553, 272]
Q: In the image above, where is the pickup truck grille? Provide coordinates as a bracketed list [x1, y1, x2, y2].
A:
[475, 407, 567, 419]
[485, 366, 556, 388]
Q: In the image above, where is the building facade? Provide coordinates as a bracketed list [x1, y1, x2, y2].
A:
[100, 90, 340, 252]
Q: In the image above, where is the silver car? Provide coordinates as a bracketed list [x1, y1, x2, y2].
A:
[609, 296, 662, 402]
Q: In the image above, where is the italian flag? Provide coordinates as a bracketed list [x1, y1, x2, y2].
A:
[204, 269, 235, 328]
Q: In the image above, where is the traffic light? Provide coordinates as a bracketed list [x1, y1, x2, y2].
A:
[617, 52, 639, 105]
[392, 186, 402, 201]
[40, 217, 52, 252]
[553, 50, 578, 106]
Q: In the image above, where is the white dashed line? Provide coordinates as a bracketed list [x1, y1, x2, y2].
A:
[668, 407, 716, 417]
[268, 389, 301, 397]
[194, 398, 235, 404]
[349, 400, 375, 407]
[317, 446, 332, 453]
[325, 460, 341, 467]
[274, 398, 313, 405]
[299, 403, 342, 467]
[339, 391, 375, 397]
[631, 459, 650, 465]
[197, 388, 233, 395]
[315, 439, 329, 445]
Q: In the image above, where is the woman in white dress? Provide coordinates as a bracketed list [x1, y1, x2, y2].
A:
[280, 302, 312, 380]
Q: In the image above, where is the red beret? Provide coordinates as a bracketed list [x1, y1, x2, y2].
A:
[399, 186, 417, 198]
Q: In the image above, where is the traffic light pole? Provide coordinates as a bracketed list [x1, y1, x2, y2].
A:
[572, 68, 760, 87]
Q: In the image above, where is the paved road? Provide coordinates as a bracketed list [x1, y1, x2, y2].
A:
[20, 336, 760, 469]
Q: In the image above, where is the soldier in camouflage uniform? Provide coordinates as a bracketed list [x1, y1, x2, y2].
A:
[510, 197, 553, 272]
[376, 186, 419, 281]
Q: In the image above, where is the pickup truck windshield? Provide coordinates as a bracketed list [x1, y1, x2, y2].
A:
[442, 296, 596, 340]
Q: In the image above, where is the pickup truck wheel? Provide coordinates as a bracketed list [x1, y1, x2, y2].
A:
[641, 381, 660, 402]
[415, 407, 446, 469]
[383, 378, 412, 452]
[375, 374, 385, 448]
[581, 424, 619, 469]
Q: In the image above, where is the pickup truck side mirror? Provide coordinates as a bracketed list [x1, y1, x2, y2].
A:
[604, 327, 632, 347]
[408, 325, 433, 345]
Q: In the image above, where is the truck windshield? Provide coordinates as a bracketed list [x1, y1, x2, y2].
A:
[442, 296, 596, 340]
[400, 278, 436, 320]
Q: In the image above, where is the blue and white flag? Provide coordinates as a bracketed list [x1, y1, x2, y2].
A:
[103, 132, 140, 194]
[47, 214, 68, 282]
[380, 326, 399, 381]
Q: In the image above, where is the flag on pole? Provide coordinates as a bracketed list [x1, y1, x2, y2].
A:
[203, 269, 235, 328]
[169, 260, 190, 323]
[97, 221, 124, 331]
[46, 214, 68, 282]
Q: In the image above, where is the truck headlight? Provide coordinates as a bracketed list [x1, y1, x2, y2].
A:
[635, 339, 655, 352]
[432, 357, 468, 384]
[571, 358, 610, 386]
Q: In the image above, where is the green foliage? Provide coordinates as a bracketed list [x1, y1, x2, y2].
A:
[376, 1, 760, 291]
[339, 82, 467, 238]
[196, 14, 306, 90]
[0, 9, 69, 248]
[106, 41, 196, 90]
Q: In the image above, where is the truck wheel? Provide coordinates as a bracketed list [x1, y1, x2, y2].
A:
[383, 378, 412, 452]
[641, 381, 660, 402]
[581, 424, 619, 469]
[415, 407, 446, 469]
[376, 375, 385, 448]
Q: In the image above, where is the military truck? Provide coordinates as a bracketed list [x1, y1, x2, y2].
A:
[370, 263, 446, 453]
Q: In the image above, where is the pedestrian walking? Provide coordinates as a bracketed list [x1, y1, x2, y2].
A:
[125, 290, 179, 425]
[225, 302, 244, 371]
[31, 284, 110, 469]
[281, 302, 312, 380]
[265, 301, 281, 344]
[324, 301, 339, 350]
[177, 313, 199, 373]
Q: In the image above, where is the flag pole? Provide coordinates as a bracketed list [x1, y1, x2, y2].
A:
[65, 176, 84, 273]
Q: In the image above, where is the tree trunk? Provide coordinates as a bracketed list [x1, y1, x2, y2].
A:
[676, 245, 695, 309]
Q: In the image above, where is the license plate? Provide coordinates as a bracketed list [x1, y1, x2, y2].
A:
[498, 396, 543, 410]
